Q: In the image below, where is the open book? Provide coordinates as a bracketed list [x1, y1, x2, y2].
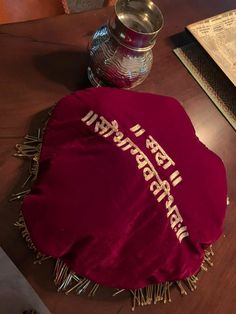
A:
[186, 9, 236, 86]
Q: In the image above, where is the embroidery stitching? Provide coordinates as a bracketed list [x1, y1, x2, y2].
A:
[81, 111, 189, 243]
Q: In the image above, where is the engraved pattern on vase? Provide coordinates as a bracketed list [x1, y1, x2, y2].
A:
[88, 25, 153, 88]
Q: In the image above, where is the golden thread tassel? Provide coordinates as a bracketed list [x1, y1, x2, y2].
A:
[88, 283, 100, 297]
[34, 255, 51, 265]
[139, 288, 145, 306]
[54, 260, 70, 286]
[136, 289, 141, 306]
[76, 279, 91, 295]
[131, 289, 137, 311]
[14, 143, 41, 158]
[57, 273, 74, 291]
[176, 281, 187, 295]
[167, 282, 172, 302]
[204, 255, 213, 267]
[186, 277, 197, 291]
[65, 279, 85, 295]
[162, 283, 167, 303]
[112, 289, 125, 296]
[71, 274, 83, 283]
[201, 264, 208, 271]
[10, 190, 31, 201]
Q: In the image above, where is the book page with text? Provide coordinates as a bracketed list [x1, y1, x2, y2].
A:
[187, 9, 236, 86]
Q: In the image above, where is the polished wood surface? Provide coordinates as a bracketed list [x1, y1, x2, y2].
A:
[0, 1, 236, 313]
[0, 0, 64, 24]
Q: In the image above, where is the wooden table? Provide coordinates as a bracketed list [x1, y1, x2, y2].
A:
[0, 1, 235, 313]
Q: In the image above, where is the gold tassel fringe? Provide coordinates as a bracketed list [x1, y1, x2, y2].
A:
[13, 129, 42, 189]
[129, 248, 214, 311]
[14, 212, 51, 264]
[14, 209, 214, 309]
[13, 129, 215, 310]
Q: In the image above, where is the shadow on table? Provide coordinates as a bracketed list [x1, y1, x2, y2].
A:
[168, 30, 193, 48]
[33, 50, 91, 91]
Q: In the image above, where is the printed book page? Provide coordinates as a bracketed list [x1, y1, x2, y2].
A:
[186, 9, 236, 86]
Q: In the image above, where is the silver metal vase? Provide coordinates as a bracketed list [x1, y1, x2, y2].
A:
[88, 0, 164, 89]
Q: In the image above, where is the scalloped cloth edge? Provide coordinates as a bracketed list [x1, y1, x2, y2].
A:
[11, 112, 215, 311]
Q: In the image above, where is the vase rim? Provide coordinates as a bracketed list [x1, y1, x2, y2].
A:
[115, 0, 164, 36]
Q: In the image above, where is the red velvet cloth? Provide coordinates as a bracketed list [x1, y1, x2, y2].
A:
[22, 88, 227, 289]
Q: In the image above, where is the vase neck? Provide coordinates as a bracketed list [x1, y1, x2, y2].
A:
[108, 12, 157, 51]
